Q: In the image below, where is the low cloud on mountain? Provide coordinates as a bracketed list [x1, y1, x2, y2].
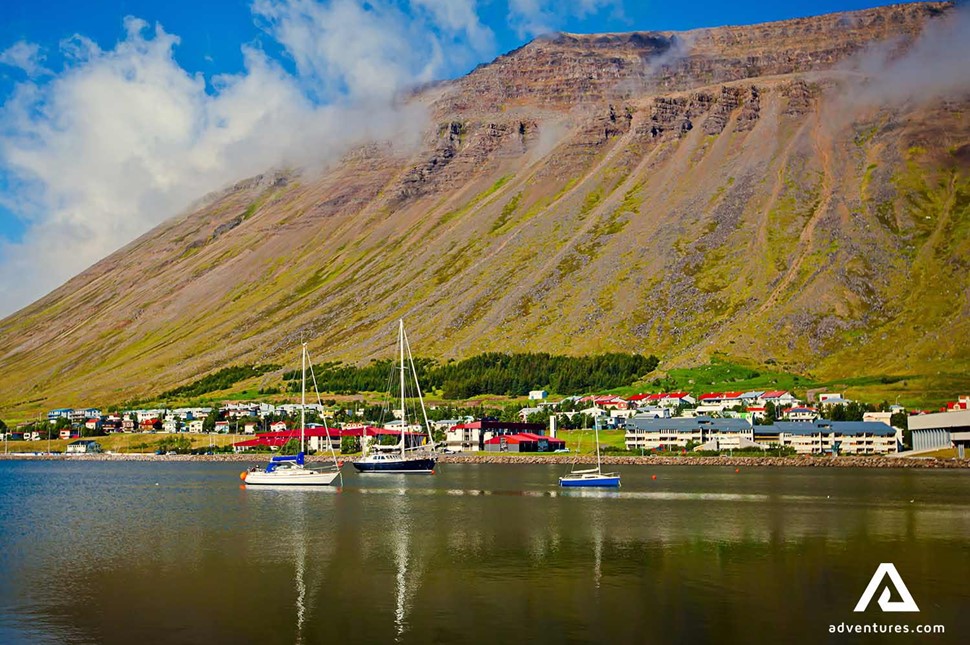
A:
[0, 0, 493, 317]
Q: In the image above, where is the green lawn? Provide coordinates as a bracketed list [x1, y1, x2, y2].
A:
[557, 429, 628, 454]
[2, 433, 239, 454]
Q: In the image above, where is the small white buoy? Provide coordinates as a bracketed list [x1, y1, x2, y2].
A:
[155, 482, 159, 486]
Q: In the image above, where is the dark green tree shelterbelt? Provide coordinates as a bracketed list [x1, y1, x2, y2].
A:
[283, 352, 659, 399]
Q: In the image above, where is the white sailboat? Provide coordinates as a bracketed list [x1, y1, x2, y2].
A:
[559, 416, 620, 487]
[353, 319, 437, 474]
[242, 343, 341, 486]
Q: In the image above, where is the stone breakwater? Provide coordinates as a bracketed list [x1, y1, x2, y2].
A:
[1, 452, 968, 469]
[437, 454, 970, 469]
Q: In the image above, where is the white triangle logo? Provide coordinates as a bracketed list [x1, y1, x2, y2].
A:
[854, 563, 920, 613]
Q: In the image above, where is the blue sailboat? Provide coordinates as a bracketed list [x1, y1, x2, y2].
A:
[559, 417, 620, 488]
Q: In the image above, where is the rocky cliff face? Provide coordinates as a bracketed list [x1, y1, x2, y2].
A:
[0, 2, 967, 417]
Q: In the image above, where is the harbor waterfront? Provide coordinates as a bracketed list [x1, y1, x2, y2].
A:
[1, 461, 968, 644]
[2, 451, 969, 468]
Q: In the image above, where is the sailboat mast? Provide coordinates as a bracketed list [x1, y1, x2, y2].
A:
[399, 319, 406, 459]
[402, 324, 434, 452]
[301, 343, 307, 454]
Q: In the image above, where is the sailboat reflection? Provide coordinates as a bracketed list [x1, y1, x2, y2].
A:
[589, 504, 606, 591]
[394, 520, 409, 640]
[263, 489, 335, 645]
[389, 490, 424, 641]
[295, 528, 307, 643]
[593, 525, 603, 591]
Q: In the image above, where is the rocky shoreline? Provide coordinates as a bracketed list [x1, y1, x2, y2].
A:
[1, 452, 968, 469]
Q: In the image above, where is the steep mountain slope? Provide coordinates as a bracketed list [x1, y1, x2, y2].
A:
[1, 2, 967, 418]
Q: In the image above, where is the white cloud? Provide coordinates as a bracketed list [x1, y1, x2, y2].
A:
[0, 1, 495, 317]
[841, 4, 970, 106]
[411, 0, 495, 54]
[508, 0, 622, 39]
[252, 0, 494, 101]
[0, 41, 51, 77]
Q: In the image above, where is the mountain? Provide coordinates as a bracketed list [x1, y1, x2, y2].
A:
[1, 1, 967, 418]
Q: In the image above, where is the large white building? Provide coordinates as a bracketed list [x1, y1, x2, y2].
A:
[909, 409, 970, 456]
[756, 420, 898, 455]
[624, 417, 756, 451]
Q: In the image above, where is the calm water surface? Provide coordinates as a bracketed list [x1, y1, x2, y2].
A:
[0, 461, 967, 644]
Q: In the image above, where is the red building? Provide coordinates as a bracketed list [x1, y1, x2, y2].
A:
[484, 433, 566, 453]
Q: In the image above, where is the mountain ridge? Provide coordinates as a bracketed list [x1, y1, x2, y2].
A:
[0, 1, 967, 419]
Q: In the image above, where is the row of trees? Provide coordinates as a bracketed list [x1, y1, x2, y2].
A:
[282, 352, 660, 399]
[754, 402, 908, 431]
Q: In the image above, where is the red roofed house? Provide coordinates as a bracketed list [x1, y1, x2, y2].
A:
[658, 392, 696, 407]
[484, 433, 566, 453]
[595, 396, 629, 410]
[445, 420, 546, 452]
[140, 418, 162, 432]
[762, 391, 798, 407]
[946, 396, 970, 412]
[721, 392, 745, 406]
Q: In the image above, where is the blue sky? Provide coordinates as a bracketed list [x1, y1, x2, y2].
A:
[1, 1, 896, 101]
[0, 1, 907, 313]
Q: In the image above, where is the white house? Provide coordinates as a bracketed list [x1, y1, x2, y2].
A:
[785, 407, 818, 422]
[69, 408, 101, 423]
[818, 393, 853, 404]
[187, 419, 205, 433]
[66, 439, 102, 454]
[528, 390, 548, 401]
[632, 406, 670, 419]
[136, 409, 167, 423]
[739, 391, 766, 407]
[577, 406, 609, 419]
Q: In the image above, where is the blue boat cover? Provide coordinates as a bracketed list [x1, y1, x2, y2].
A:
[265, 452, 305, 471]
[270, 452, 305, 465]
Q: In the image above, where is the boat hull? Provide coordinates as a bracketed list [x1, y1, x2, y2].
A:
[245, 469, 340, 486]
[352, 457, 436, 474]
[559, 475, 621, 488]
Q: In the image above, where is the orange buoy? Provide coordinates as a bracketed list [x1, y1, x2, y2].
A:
[651, 474, 657, 481]
[735, 468, 740, 474]
[338, 460, 344, 467]
[240, 471, 247, 481]
[431, 470, 436, 475]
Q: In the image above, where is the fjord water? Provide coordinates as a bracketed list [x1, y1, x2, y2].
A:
[0, 462, 967, 644]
